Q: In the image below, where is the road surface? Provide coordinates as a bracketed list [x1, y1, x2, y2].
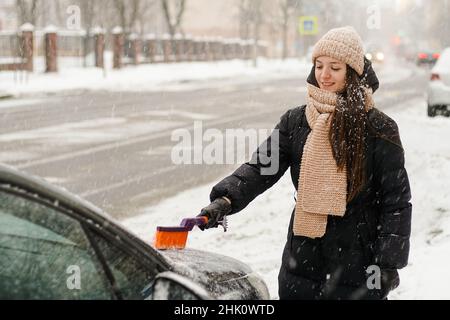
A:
[0, 62, 428, 218]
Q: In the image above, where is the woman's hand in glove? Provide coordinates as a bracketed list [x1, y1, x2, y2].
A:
[198, 197, 232, 230]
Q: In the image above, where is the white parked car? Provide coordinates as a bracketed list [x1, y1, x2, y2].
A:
[427, 47, 450, 117]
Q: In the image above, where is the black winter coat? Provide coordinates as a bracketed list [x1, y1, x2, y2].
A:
[209, 105, 412, 300]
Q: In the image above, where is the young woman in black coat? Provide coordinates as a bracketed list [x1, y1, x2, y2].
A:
[199, 26, 412, 300]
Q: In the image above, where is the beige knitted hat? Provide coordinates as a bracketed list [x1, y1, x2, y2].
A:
[312, 26, 365, 76]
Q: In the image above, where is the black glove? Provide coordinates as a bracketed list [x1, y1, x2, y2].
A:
[380, 269, 400, 299]
[198, 197, 232, 230]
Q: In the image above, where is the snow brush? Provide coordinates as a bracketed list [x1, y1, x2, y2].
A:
[154, 216, 228, 250]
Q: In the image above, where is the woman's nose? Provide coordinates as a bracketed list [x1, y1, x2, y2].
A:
[321, 68, 331, 79]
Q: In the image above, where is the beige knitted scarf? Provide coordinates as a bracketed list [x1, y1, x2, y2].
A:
[293, 84, 374, 238]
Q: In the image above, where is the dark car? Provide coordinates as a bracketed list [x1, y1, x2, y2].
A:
[0, 164, 269, 300]
[416, 51, 440, 66]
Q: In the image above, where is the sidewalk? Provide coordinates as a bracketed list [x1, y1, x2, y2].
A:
[0, 92, 13, 99]
[0, 56, 312, 98]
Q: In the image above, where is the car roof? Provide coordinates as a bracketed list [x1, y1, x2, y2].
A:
[0, 162, 171, 270]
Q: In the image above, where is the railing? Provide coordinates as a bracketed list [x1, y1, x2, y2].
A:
[0, 25, 270, 73]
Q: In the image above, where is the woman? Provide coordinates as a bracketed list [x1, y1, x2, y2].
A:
[199, 26, 412, 300]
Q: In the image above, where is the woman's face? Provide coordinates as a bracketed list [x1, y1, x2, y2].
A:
[314, 56, 347, 93]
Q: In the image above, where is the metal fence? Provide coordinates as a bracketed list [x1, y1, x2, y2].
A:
[0, 31, 26, 71]
[0, 27, 269, 72]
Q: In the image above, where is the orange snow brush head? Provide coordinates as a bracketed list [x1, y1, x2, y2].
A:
[154, 216, 208, 250]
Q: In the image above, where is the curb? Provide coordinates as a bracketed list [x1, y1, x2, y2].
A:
[0, 92, 14, 100]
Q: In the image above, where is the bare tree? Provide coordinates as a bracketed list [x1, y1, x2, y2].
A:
[238, 0, 251, 40]
[131, 0, 157, 35]
[160, 0, 186, 37]
[129, 1, 141, 32]
[113, 0, 126, 31]
[52, 0, 64, 27]
[112, 0, 144, 34]
[78, 0, 96, 29]
[237, 0, 269, 67]
[279, 0, 299, 59]
[136, 0, 157, 35]
[76, 0, 97, 67]
[16, 0, 40, 26]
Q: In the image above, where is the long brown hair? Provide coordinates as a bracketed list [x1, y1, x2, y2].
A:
[330, 67, 369, 202]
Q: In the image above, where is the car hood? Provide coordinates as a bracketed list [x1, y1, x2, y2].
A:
[159, 248, 269, 300]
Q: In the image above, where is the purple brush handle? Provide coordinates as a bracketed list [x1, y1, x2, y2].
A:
[157, 226, 189, 232]
[180, 217, 208, 231]
[156, 217, 207, 232]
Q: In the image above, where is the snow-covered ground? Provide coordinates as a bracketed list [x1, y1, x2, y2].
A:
[0, 53, 413, 98]
[387, 97, 450, 300]
[122, 96, 450, 300]
[0, 55, 312, 97]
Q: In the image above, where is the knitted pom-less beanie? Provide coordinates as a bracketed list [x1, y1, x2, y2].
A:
[312, 26, 365, 76]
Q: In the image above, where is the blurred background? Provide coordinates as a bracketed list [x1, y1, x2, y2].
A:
[0, 0, 448, 68]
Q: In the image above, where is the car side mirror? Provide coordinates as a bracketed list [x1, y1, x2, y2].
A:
[151, 271, 212, 300]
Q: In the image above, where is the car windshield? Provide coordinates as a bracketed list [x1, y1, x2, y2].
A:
[1, 212, 78, 246]
[0, 189, 113, 299]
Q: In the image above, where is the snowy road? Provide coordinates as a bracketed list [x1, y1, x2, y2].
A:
[0, 76, 308, 217]
[1, 60, 427, 219]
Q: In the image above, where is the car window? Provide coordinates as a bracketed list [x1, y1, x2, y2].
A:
[0, 190, 113, 300]
[90, 232, 157, 300]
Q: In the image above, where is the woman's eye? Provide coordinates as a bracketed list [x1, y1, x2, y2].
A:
[316, 66, 323, 69]
[332, 68, 341, 71]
